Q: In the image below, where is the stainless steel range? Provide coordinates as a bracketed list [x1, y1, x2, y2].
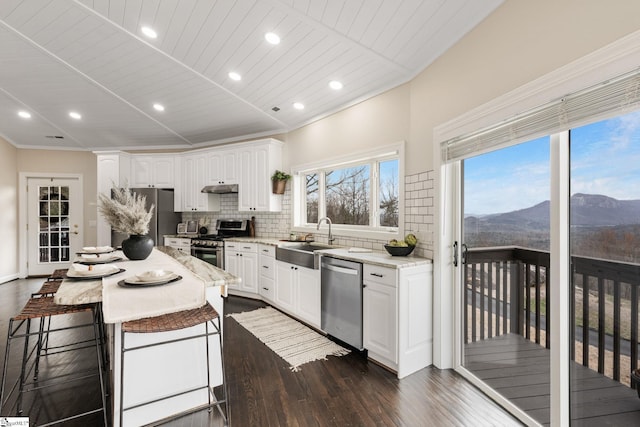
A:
[190, 219, 250, 269]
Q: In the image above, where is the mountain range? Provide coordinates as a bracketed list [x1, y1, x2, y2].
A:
[465, 193, 640, 233]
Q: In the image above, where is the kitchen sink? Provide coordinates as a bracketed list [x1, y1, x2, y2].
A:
[275, 242, 335, 269]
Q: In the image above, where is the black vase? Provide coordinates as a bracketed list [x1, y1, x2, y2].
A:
[121, 234, 154, 260]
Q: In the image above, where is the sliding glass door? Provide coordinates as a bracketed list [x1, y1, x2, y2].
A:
[453, 109, 640, 425]
[569, 111, 640, 423]
[460, 137, 551, 424]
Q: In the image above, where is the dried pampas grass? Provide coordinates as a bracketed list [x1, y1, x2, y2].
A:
[98, 185, 154, 235]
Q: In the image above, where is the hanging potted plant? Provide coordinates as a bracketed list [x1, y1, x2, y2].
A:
[98, 184, 155, 260]
[271, 170, 291, 194]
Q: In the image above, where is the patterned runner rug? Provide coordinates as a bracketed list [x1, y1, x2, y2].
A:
[227, 306, 350, 371]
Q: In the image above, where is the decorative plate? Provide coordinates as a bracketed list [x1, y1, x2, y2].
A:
[66, 267, 125, 280]
[118, 274, 182, 287]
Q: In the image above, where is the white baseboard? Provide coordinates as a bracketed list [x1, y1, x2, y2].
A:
[0, 273, 20, 285]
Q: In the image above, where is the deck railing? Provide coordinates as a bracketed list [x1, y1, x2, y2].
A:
[464, 246, 640, 387]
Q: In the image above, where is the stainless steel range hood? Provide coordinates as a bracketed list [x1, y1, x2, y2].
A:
[201, 184, 238, 194]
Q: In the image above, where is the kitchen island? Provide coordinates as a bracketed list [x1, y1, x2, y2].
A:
[54, 247, 239, 427]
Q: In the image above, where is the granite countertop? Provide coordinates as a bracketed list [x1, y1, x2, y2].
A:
[316, 248, 432, 269]
[54, 247, 240, 309]
[157, 246, 241, 287]
[224, 237, 431, 269]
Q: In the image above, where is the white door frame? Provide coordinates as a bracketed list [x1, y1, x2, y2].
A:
[18, 172, 84, 278]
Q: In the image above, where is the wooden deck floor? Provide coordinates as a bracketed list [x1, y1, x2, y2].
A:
[465, 333, 640, 426]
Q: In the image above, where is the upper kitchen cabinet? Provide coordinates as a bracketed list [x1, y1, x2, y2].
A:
[130, 155, 175, 188]
[237, 139, 283, 212]
[180, 153, 220, 212]
[95, 151, 131, 246]
[207, 149, 238, 185]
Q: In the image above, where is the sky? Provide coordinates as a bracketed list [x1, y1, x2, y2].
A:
[464, 110, 640, 215]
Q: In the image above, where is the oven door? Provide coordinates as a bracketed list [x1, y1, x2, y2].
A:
[191, 246, 224, 269]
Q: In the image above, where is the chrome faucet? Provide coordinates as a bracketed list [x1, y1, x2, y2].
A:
[317, 217, 335, 245]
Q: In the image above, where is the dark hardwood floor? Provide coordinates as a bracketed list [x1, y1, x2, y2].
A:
[0, 277, 521, 426]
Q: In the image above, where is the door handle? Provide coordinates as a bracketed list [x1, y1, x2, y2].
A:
[461, 243, 469, 265]
[453, 241, 458, 267]
[323, 263, 358, 275]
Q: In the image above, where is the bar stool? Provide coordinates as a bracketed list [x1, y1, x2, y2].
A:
[47, 268, 68, 281]
[0, 296, 108, 426]
[119, 302, 228, 426]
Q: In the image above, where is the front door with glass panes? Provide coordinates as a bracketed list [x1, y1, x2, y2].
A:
[27, 177, 82, 275]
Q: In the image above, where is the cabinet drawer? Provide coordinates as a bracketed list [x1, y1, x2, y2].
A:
[363, 264, 396, 287]
[260, 276, 275, 301]
[224, 242, 257, 253]
[259, 245, 276, 257]
[260, 255, 275, 279]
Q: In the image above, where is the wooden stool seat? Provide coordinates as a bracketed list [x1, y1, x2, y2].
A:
[122, 303, 219, 333]
[48, 268, 68, 281]
[32, 280, 62, 297]
[13, 296, 94, 320]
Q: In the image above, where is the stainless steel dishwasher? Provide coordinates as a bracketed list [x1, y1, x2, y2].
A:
[321, 257, 363, 350]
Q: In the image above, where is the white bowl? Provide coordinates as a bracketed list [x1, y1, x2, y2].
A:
[136, 270, 173, 282]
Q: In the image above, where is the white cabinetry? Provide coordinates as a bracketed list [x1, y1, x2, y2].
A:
[130, 155, 175, 188]
[180, 153, 220, 212]
[258, 245, 276, 302]
[225, 242, 258, 295]
[163, 237, 191, 253]
[207, 149, 238, 185]
[363, 265, 397, 365]
[237, 139, 282, 212]
[362, 263, 432, 378]
[275, 260, 320, 328]
[95, 151, 131, 246]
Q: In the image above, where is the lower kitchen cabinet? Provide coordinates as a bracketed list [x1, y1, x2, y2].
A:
[225, 242, 258, 295]
[258, 245, 276, 302]
[363, 277, 397, 365]
[163, 237, 191, 253]
[295, 266, 321, 328]
[275, 260, 320, 328]
[363, 263, 432, 379]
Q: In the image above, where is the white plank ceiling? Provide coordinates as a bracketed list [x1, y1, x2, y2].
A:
[0, 0, 503, 150]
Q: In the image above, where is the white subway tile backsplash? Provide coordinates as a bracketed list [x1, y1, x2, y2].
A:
[182, 169, 435, 259]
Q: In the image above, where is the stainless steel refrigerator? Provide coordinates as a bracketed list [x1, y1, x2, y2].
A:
[111, 188, 181, 248]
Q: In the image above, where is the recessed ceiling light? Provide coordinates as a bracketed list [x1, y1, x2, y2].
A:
[329, 80, 343, 90]
[18, 111, 31, 119]
[228, 72, 242, 81]
[265, 32, 280, 45]
[69, 111, 82, 120]
[141, 26, 158, 39]
[153, 103, 165, 112]
[293, 102, 305, 110]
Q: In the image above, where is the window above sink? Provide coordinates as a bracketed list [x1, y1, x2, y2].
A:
[290, 142, 405, 241]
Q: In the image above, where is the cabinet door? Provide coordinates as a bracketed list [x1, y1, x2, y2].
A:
[239, 252, 258, 294]
[221, 150, 238, 183]
[252, 146, 270, 211]
[153, 156, 174, 187]
[237, 150, 254, 211]
[363, 282, 397, 364]
[209, 150, 238, 185]
[181, 156, 197, 211]
[275, 261, 295, 313]
[131, 156, 153, 187]
[224, 251, 241, 290]
[296, 266, 321, 328]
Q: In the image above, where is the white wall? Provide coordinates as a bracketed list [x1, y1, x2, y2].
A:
[0, 137, 18, 282]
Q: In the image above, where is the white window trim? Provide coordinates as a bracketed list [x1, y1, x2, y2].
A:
[432, 30, 640, 427]
[291, 141, 405, 241]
